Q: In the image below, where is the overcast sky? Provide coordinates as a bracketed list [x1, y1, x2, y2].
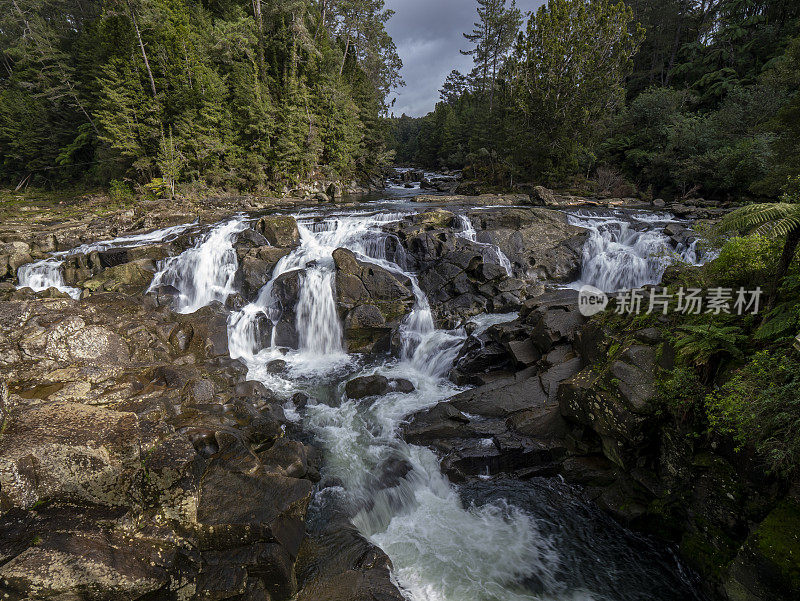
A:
[385, 0, 547, 117]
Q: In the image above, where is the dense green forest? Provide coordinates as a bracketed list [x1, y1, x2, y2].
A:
[391, 0, 800, 200]
[0, 0, 403, 194]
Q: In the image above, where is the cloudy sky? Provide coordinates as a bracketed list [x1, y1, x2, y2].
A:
[385, 0, 547, 117]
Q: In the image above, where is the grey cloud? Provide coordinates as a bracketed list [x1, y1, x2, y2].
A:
[385, 0, 547, 117]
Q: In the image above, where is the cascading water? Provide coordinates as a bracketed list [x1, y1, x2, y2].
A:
[296, 268, 344, 355]
[457, 214, 514, 276]
[12, 200, 705, 600]
[222, 209, 700, 601]
[566, 209, 710, 292]
[17, 259, 81, 299]
[16, 222, 196, 299]
[148, 217, 248, 314]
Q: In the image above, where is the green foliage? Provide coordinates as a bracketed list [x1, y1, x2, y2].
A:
[390, 0, 642, 183]
[708, 235, 782, 288]
[109, 179, 134, 200]
[659, 366, 706, 417]
[754, 274, 800, 341]
[0, 0, 402, 192]
[675, 323, 746, 366]
[392, 0, 800, 201]
[706, 351, 800, 476]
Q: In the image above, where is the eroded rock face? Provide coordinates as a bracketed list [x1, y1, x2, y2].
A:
[466, 208, 586, 283]
[0, 294, 317, 600]
[333, 248, 415, 353]
[383, 211, 534, 324]
[402, 292, 585, 481]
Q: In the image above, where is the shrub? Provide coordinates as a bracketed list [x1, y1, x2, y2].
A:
[108, 179, 134, 200]
[708, 235, 782, 288]
[706, 351, 800, 477]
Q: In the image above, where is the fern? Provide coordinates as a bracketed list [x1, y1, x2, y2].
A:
[717, 202, 800, 239]
[675, 324, 746, 366]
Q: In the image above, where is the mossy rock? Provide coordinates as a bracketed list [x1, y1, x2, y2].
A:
[257, 216, 300, 247]
[83, 260, 154, 293]
[754, 500, 800, 590]
[414, 209, 454, 229]
[723, 499, 800, 601]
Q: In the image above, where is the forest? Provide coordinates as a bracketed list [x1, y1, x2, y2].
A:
[391, 0, 800, 201]
[0, 0, 403, 194]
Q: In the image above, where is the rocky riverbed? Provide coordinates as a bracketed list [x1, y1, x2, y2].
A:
[0, 191, 793, 601]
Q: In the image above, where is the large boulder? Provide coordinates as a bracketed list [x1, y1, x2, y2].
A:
[82, 259, 156, 294]
[332, 248, 415, 353]
[264, 269, 303, 348]
[256, 216, 300, 248]
[0, 242, 32, 280]
[239, 246, 292, 299]
[467, 208, 586, 283]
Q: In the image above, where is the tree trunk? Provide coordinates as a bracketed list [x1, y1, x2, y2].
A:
[126, 0, 157, 98]
[315, 0, 327, 40]
[253, 0, 266, 83]
[769, 228, 800, 309]
[339, 35, 351, 77]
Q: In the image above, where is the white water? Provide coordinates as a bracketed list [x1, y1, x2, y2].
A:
[16, 222, 196, 299]
[148, 218, 247, 314]
[224, 211, 567, 600]
[566, 210, 709, 292]
[17, 259, 82, 299]
[456, 214, 514, 277]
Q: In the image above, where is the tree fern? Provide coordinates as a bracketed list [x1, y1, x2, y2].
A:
[717, 202, 800, 238]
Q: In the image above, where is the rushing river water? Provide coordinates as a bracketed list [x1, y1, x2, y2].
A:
[17, 200, 708, 600]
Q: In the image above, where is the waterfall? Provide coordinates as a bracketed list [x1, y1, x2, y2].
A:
[16, 221, 196, 299]
[220, 210, 570, 601]
[296, 268, 343, 355]
[148, 218, 247, 314]
[18, 201, 695, 601]
[17, 259, 81, 299]
[456, 214, 513, 277]
[566, 210, 708, 292]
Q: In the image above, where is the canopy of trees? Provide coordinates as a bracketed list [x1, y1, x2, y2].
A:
[0, 0, 403, 192]
[391, 0, 800, 200]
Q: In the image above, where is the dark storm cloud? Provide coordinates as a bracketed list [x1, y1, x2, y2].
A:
[385, 0, 547, 117]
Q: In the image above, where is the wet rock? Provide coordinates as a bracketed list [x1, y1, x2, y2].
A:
[345, 375, 389, 399]
[82, 259, 155, 294]
[269, 270, 302, 348]
[506, 338, 539, 367]
[403, 402, 471, 444]
[256, 216, 300, 248]
[240, 246, 292, 299]
[467, 208, 586, 284]
[295, 525, 404, 601]
[530, 308, 586, 352]
[389, 378, 414, 394]
[450, 332, 513, 385]
[267, 359, 288, 374]
[332, 248, 415, 353]
[451, 369, 548, 418]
